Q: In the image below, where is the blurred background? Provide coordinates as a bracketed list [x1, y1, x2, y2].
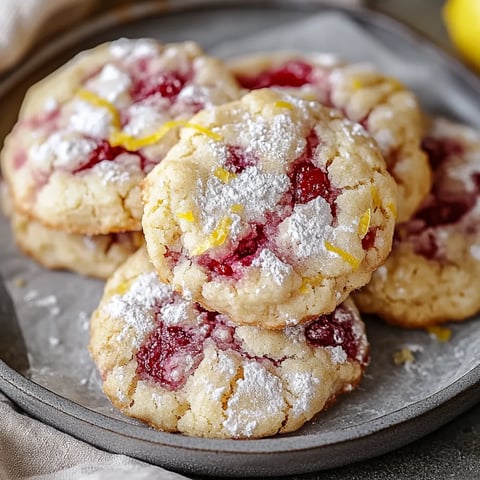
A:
[1, 0, 479, 76]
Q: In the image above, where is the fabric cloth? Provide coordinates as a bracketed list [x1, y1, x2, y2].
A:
[0, 393, 188, 480]
[0, 0, 96, 73]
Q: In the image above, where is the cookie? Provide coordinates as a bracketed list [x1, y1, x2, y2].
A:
[90, 247, 369, 439]
[10, 210, 143, 279]
[142, 89, 397, 329]
[1, 39, 241, 235]
[354, 117, 480, 327]
[1, 170, 143, 279]
[229, 52, 430, 222]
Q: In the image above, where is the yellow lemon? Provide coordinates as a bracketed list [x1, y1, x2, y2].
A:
[443, 0, 480, 71]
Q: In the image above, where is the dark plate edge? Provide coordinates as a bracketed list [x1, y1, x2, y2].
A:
[1, 358, 479, 476]
[0, 0, 479, 476]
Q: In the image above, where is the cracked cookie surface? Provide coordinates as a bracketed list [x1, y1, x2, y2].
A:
[142, 89, 397, 328]
[89, 247, 368, 439]
[1, 39, 241, 234]
[229, 52, 430, 222]
[354, 117, 480, 327]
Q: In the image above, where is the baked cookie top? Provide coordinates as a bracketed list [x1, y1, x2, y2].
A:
[142, 89, 397, 328]
[229, 51, 430, 222]
[354, 117, 480, 327]
[90, 247, 368, 439]
[1, 39, 241, 234]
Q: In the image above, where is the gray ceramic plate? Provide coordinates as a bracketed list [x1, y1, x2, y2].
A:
[1, 2, 480, 477]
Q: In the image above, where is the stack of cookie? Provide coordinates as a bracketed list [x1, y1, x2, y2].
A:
[2, 38, 479, 439]
[1, 39, 241, 278]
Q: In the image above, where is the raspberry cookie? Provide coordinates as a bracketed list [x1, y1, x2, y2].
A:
[229, 52, 430, 222]
[142, 89, 397, 328]
[1, 39, 241, 235]
[11, 211, 143, 279]
[354, 117, 480, 327]
[90, 247, 369, 439]
[1, 181, 143, 279]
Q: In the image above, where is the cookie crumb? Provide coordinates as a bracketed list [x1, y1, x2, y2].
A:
[13, 276, 26, 287]
[48, 336, 60, 347]
[393, 348, 415, 365]
[426, 326, 452, 342]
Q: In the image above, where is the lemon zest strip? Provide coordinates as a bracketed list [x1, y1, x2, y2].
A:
[351, 78, 363, 90]
[76, 88, 121, 129]
[427, 326, 452, 343]
[184, 123, 222, 141]
[324, 241, 361, 270]
[192, 216, 232, 255]
[214, 167, 237, 183]
[109, 120, 186, 150]
[370, 185, 382, 209]
[387, 201, 397, 219]
[176, 211, 195, 222]
[274, 100, 294, 110]
[357, 208, 371, 239]
[300, 274, 324, 294]
[230, 204, 244, 214]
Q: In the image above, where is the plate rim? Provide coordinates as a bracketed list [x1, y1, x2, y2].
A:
[1, 357, 479, 453]
[1, 0, 480, 474]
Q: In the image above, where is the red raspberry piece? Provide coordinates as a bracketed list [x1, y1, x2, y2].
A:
[305, 307, 363, 363]
[130, 71, 189, 103]
[236, 60, 314, 89]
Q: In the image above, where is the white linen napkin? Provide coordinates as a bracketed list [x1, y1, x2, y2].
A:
[0, 0, 96, 73]
[0, 393, 188, 480]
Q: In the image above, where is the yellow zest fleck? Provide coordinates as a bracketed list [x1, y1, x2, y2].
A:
[13, 276, 26, 288]
[387, 201, 397, 219]
[176, 211, 195, 222]
[192, 216, 232, 255]
[357, 208, 371, 239]
[184, 123, 222, 141]
[114, 279, 133, 296]
[230, 204, 244, 214]
[214, 167, 237, 183]
[427, 326, 452, 343]
[370, 185, 382, 209]
[389, 79, 403, 91]
[76, 88, 121, 129]
[351, 78, 363, 90]
[324, 241, 361, 270]
[274, 100, 294, 110]
[109, 120, 186, 150]
[393, 348, 415, 365]
[300, 274, 324, 294]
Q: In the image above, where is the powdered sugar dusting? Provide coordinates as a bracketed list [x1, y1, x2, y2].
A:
[123, 103, 170, 137]
[223, 362, 285, 437]
[470, 244, 480, 260]
[109, 38, 158, 60]
[69, 100, 112, 138]
[284, 370, 320, 419]
[252, 248, 292, 285]
[86, 64, 132, 104]
[446, 155, 480, 192]
[284, 325, 306, 343]
[284, 196, 334, 258]
[197, 165, 290, 233]
[160, 299, 197, 326]
[92, 154, 141, 185]
[237, 112, 305, 164]
[29, 132, 97, 172]
[103, 271, 172, 345]
[326, 346, 348, 364]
